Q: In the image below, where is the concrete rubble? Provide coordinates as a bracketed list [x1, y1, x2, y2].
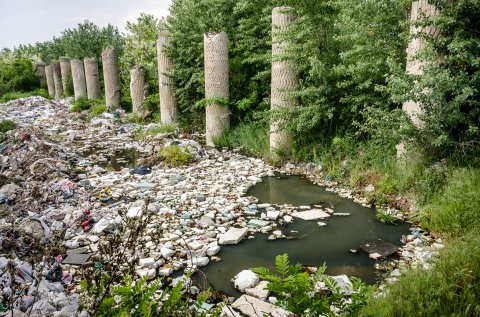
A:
[0, 96, 444, 315]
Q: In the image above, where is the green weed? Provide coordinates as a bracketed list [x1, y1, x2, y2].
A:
[421, 168, 480, 236]
[146, 125, 176, 135]
[160, 144, 194, 166]
[90, 104, 107, 117]
[71, 97, 95, 112]
[0, 120, 16, 133]
[375, 209, 398, 225]
[216, 121, 269, 159]
[252, 254, 371, 316]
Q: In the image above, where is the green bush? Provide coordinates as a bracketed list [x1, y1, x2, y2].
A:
[71, 97, 95, 112]
[160, 144, 194, 166]
[0, 120, 16, 133]
[253, 254, 371, 316]
[144, 93, 160, 114]
[0, 56, 40, 95]
[90, 103, 107, 117]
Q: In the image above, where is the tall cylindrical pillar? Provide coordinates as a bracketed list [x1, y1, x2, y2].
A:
[204, 32, 230, 147]
[397, 0, 440, 158]
[45, 64, 55, 98]
[84, 57, 101, 100]
[157, 35, 179, 125]
[130, 66, 148, 116]
[59, 57, 71, 95]
[71, 59, 87, 100]
[102, 48, 121, 110]
[270, 6, 298, 159]
[52, 62, 63, 99]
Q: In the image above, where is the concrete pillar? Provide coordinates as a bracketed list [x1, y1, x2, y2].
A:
[102, 48, 121, 110]
[204, 32, 230, 146]
[270, 6, 298, 159]
[84, 57, 101, 100]
[71, 59, 87, 100]
[35, 62, 47, 88]
[45, 64, 55, 98]
[157, 35, 179, 125]
[397, 0, 440, 157]
[52, 62, 63, 99]
[130, 66, 148, 117]
[59, 57, 71, 94]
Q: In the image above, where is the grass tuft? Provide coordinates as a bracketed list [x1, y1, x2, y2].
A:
[0, 120, 16, 133]
[160, 144, 194, 166]
[215, 121, 269, 159]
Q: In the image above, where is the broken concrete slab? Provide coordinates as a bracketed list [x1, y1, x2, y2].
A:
[231, 295, 294, 317]
[219, 227, 248, 245]
[247, 219, 270, 228]
[245, 280, 269, 300]
[291, 209, 330, 220]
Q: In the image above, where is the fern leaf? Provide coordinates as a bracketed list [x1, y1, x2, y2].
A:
[275, 254, 290, 278]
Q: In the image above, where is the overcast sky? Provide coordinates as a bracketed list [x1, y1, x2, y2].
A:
[0, 0, 172, 49]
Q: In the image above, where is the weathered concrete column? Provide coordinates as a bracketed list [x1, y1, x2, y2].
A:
[59, 57, 71, 94]
[157, 35, 179, 125]
[52, 62, 63, 99]
[71, 60, 87, 100]
[102, 48, 121, 110]
[397, 0, 440, 158]
[84, 57, 101, 100]
[130, 66, 148, 117]
[204, 32, 230, 146]
[35, 62, 47, 88]
[270, 6, 298, 158]
[45, 64, 55, 98]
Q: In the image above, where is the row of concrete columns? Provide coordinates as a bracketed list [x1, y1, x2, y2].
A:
[36, 3, 434, 159]
[36, 7, 297, 156]
[42, 50, 121, 111]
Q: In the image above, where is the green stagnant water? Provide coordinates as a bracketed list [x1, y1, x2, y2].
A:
[83, 148, 140, 171]
[196, 175, 410, 296]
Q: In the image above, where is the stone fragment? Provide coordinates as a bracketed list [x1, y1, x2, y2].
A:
[190, 256, 209, 267]
[292, 209, 331, 220]
[139, 258, 155, 268]
[127, 206, 143, 218]
[234, 270, 259, 292]
[245, 280, 270, 300]
[266, 210, 280, 220]
[219, 227, 248, 245]
[247, 219, 270, 228]
[231, 295, 294, 317]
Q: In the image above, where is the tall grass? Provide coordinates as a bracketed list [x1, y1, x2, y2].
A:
[216, 121, 269, 159]
[361, 230, 480, 316]
[421, 168, 480, 236]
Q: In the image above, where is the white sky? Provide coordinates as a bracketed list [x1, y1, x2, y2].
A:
[0, 0, 172, 49]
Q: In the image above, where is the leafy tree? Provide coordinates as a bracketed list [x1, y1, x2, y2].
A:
[390, 0, 480, 160]
[119, 13, 164, 112]
[0, 54, 39, 96]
